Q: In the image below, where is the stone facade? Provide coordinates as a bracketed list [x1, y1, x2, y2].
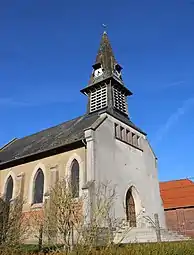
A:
[86, 113, 166, 229]
[0, 147, 85, 213]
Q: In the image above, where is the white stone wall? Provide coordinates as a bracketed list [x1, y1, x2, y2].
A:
[88, 113, 166, 229]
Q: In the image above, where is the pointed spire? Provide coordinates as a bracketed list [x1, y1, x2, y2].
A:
[96, 31, 116, 70]
[89, 32, 118, 85]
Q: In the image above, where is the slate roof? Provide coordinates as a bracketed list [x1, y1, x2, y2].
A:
[0, 113, 100, 165]
[0, 110, 146, 166]
[160, 179, 194, 209]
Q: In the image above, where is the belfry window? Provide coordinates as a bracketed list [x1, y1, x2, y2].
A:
[114, 63, 122, 79]
[33, 169, 44, 204]
[90, 85, 107, 112]
[71, 159, 79, 198]
[5, 176, 13, 202]
[93, 63, 103, 78]
[113, 86, 128, 115]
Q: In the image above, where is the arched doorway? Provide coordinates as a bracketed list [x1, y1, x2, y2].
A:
[126, 187, 136, 227]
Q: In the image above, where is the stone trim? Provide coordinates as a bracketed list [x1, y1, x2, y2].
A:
[65, 153, 84, 198]
[114, 123, 143, 151]
[2, 171, 17, 200]
[28, 163, 47, 205]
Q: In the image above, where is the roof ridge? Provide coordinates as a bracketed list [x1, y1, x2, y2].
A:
[0, 138, 18, 151]
[14, 114, 84, 142]
[160, 178, 191, 183]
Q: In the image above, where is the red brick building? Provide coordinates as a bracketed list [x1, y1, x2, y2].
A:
[160, 179, 194, 238]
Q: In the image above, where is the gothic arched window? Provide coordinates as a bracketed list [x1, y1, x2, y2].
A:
[5, 176, 13, 202]
[33, 169, 44, 204]
[71, 159, 79, 198]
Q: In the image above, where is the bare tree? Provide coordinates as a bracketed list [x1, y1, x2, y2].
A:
[0, 196, 30, 248]
[35, 178, 133, 253]
[41, 178, 82, 252]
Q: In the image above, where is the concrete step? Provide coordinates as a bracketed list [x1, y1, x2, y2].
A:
[113, 226, 191, 244]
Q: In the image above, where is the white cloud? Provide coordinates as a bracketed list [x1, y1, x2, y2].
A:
[163, 80, 185, 88]
[0, 88, 78, 108]
[152, 97, 194, 145]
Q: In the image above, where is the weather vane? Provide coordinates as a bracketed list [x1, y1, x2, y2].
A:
[102, 24, 107, 33]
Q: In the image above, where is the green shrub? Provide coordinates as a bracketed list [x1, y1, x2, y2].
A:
[0, 241, 194, 255]
[69, 241, 194, 255]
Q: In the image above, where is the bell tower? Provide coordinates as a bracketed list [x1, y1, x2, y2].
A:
[81, 31, 132, 119]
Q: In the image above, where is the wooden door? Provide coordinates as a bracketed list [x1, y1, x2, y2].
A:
[126, 188, 136, 227]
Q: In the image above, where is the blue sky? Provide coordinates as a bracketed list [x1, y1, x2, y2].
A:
[0, 0, 194, 181]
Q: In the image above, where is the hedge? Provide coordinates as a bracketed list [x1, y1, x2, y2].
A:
[1, 241, 194, 255]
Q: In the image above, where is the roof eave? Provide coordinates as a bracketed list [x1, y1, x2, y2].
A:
[164, 205, 194, 211]
[81, 75, 132, 96]
[0, 139, 85, 170]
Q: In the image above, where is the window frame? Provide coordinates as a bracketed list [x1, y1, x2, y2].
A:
[5, 175, 14, 202]
[70, 159, 80, 198]
[29, 163, 47, 208]
[65, 153, 84, 201]
[3, 172, 16, 202]
[32, 168, 44, 205]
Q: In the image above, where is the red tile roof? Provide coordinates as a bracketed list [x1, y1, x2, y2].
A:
[160, 179, 194, 210]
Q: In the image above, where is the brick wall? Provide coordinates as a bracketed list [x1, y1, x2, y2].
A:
[165, 207, 194, 238]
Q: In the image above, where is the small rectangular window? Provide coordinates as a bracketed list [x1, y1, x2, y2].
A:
[120, 126, 125, 141]
[115, 123, 120, 138]
[126, 130, 132, 144]
[155, 158, 157, 168]
[137, 135, 140, 148]
[132, 133, 138, 147]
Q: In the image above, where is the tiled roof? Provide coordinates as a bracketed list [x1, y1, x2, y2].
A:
[160, 179, 194, 210]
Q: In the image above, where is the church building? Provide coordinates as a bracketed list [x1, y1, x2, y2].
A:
[0, 31, 174, 243]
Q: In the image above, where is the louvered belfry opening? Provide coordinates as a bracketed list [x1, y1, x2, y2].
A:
[90, 85, 107, 112]
[113, 86, 128, 115]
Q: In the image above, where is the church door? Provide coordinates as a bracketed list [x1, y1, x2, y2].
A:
[126, 188, 136, 227]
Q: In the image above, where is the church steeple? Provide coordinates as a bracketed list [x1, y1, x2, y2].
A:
[89, 31, 118, 85]
[81, 32, 132, 118]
